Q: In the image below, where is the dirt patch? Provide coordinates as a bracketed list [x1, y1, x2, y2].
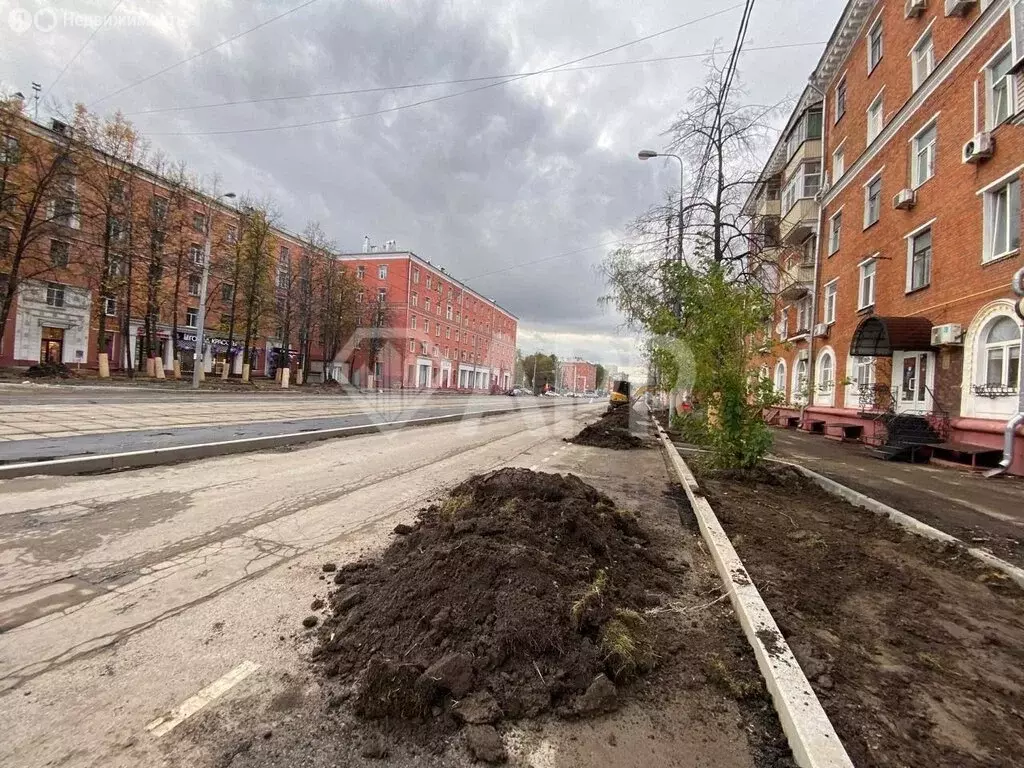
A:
[568, 406, 647, 450]
[697, 462, 1024, 768]
[314, 468, 667, 747]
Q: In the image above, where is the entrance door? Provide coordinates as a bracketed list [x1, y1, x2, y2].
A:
[39, 327, 64, 363]
[894, 351, 934, 414]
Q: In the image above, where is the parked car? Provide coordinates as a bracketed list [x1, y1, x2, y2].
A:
[543, 390, 560, 397]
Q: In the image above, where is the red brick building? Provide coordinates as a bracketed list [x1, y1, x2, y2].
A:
[557, 359, 598, 392]
[1, 111, 517, 389]
[331, 249, 518, 391]
[748, 0, 1024, 473]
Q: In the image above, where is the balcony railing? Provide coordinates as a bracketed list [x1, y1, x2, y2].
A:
[779, 198, 818, 246]
[779, 259, 814, 300]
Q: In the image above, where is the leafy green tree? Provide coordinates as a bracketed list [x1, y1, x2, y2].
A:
[523, 352, 557, 392]
[595, 363, 607, 389]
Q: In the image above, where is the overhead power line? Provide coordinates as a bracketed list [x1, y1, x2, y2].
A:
[91, 0, 323, 106]
[125, 41, 825, 117]
[49, 0, 126, 94]
[146, 4, 746, 137]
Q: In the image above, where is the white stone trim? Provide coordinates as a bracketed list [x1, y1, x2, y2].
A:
[814, 345, 837, 406]
[959, 298, 1022, 418]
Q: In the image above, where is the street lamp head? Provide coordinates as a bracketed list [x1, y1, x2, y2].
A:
[222, 192, 236, 199]
[638, 150, 659, 160]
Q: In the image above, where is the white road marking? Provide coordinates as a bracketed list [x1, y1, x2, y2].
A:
[145, 660, 260, 738]
[529, 465, 538, 471]
[541, 457, 551, 463]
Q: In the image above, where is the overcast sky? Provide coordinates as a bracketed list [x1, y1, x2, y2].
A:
[2, 0, 839, 375]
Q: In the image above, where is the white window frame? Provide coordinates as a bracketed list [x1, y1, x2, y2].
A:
[792, 357, 810, 404]
[910, 24, 935, 91]
[867, 16, 883, 73]
[824, 280, 838, 324]
[412, 267, 419, 283]
[185, 307, 198, 327]
[188, 274, 201, 297]
[816, 348, 836, 405]
[774, 359, 787, 396]
[867, 89, 885, 143]
[828, 209, 842, 255]
[858, 256, 877, 310]
[411, 315, 417, 330]
[377, 287, 387, 302]
[910, 117, 938, 189]
[832, 141, 846, 179]
[983, 42, 1015, 130]
[377, 264, 388, 279]
[863, 170, 883, 228]
[103, 295, 117, 317]
[981, 316, 1022, 389]
[978, 169, 1022, 263]
[904, 219, 936, 292]
[45, 282, 65, 308]
[356, 265, 365, 279]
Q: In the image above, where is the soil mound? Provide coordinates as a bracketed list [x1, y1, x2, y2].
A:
[568, 406, 646, 449]
[314, 468, 669, 742]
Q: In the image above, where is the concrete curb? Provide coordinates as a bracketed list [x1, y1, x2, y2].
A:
[652, 421, 854, 768]
[0, 404, 578, 480]
[770, 457, 1024, 590]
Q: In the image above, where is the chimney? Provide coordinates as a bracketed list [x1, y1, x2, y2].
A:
[51, 119, 68, 136]
[363, 235, 371, 253]
[11, 92, 25, 113]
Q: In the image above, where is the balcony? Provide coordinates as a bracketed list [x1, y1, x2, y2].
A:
[756, 196, 781, 219]
[779, 259, 814, 301]
[783, 139, 822, 177]
[779, 197, 818, 246]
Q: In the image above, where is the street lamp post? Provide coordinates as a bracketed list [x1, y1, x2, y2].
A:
[192, 191, 236, 390]
[638, 149, 684, 265]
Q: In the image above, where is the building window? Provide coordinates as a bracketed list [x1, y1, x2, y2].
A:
[356, 289, 364, 303]
[818, 351, 835, 393]
[103, 296, 117, 317]
[911, 122, 937, 188]
[855, 356, 875, 390]
[412, 267, 419, 283]
[46, 282, 65, 307]
[796, 297, 812, 333]
[858, 259, 876, 310]
[190, 243, 203, 265]
[411, 315, 417, 330]
[1, 133, 21, 164]
[186, 307, 198, 327]
[868, 17, 883, 73]
[49, 239, 70, 267]
[426, 276, 432, 289]
[435, 321, 441, 336]
[835, 76, 846, 122]
[864, 174, 882, 228]
[833, 146, 845, 179]
[276, 262, 289, 289]
[446, 304, 453, 320]
[828, 211, 842, 255]
[982, 316, 1021, 389]
[152, 196, 168, 220]
[446, 326, 451, 339]
[907, 227, 932, 292]
[421, 341, 428, 354]
[867, 92, 884, 143]
[188, 274, 201, 296]
[983, 177, 1021, 262]
[782, 162, 821, 212]
[222, 283, 234, 301]
[409, 339, 416, 352]
[784, 108, 823, 161]
[425, 297, 431, 312]
[356, 265, 365, 279]
[192, 213, 205, 232]
[824, 280, 838, 324]
[793, 358, 809, 403]
[780, 308, 789, 340]
[774, 360, 787, 396]
[986, 45, 1014, 129]
[911, 31, 934, 90]
[411, 291, 418, 307]
[377, 264, 387, 279]
[226, 226, 237, 244]
[377, 287, 387, 302]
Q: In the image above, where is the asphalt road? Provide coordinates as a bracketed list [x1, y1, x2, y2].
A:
[0, 388, 584, 463]
[0, 403, 606, 768]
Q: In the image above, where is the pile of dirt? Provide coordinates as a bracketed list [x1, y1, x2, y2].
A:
[313, 468, 671, 755]
[697, 461, 1024, 768]
[568, 406, 646, 450]
[25, 361, 72, 379]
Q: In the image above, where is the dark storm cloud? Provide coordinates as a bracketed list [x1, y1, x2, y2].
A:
[1, 0, 839, 348]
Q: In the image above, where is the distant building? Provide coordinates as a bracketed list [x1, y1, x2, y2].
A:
[557, 358, 597, 392]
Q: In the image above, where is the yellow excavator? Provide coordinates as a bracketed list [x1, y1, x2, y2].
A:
[609, 378, 631, 408]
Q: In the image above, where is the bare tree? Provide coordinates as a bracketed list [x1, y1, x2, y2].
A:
[302, 222, 357, 383]
[363, 293, 391, 388]
[237, 200, 276, 382]
[0, 96, 80, 349]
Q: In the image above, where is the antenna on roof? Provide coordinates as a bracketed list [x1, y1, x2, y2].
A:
[31, 82, 41, 121]
[363, 235, 370, 253]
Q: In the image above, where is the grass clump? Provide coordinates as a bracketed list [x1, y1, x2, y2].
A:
[570, 569, 608, 630]
[600, 608, 653, 681]
[439, 493, 471, 520]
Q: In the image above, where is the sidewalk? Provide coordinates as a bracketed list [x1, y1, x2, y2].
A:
[768, 428, 1024, 567]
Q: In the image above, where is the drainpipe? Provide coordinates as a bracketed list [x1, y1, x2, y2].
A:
[801, 82, 827, 424]
[987, 267, 1024, 477]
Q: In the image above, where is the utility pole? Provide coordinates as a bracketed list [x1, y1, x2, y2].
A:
[192, 191, 235, 389]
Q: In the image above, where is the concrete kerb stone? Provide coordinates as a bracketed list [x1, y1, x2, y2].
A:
[770, 457, 1024, 590]
[651, 419, 854, 768]
[0, 403, 579, 480]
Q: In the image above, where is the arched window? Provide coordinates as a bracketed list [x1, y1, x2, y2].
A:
[774, 359, 787, 395]
[983, 316, 1021, 389]
[792, 358, 809, 402]
[818, 350, 835, 391]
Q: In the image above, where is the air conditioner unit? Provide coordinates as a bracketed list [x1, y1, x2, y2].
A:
[812, 322, 830, 338]
[944, 0, 976, 16]
[905, 0, 926, 18]
[931, 323, 964, 346]
[962, 132, 994, 164]
[893, 188, 917, 210]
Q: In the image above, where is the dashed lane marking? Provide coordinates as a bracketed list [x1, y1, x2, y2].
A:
[145, 660, 260, 738]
